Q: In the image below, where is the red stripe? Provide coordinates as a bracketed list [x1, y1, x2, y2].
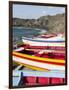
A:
[24, 45, 65, 50]
[13, 53, 65, 66]
[27, 49, 65, 54]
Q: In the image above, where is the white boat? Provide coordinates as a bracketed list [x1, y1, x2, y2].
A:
[22, 34, 65, 47]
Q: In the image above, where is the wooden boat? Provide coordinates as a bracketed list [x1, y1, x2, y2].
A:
[13, 47, 65, 71]
[22, 37, 65, 47]
[33, 33, 65, 41]
[13, 70, 65, 86]
[22, 34, 65, 47]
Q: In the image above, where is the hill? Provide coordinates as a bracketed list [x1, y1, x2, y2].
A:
[13, 13, 65, 33]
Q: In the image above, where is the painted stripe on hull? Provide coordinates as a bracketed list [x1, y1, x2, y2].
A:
[13, 54, 65, 66]
[24, 45, 65, 50]
[13, 52, 65, 63]
[23, 39, 65, 47]
[13, 56, 65, 71]
[22, 37, 65, 42]
[13, 61, 49, 71]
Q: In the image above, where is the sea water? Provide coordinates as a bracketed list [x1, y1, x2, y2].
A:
[13, 27, 47, 45]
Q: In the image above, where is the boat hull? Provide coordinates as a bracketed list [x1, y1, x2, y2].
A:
[22, 38, 65, 47]
[13, 51, 65, 71]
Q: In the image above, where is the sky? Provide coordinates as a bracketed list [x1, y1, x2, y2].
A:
[13, 4, 65, 19]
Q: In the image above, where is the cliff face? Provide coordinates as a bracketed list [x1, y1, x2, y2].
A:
[13, 13, 65, 33]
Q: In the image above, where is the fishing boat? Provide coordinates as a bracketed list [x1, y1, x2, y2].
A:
[13, 70, 65, 86]
[13, 47, 65, 71]
[12, 33, 65, 86]
[22, 34, 65, 48]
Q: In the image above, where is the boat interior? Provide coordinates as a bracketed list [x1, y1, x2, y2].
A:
[16, 48, 65, 60]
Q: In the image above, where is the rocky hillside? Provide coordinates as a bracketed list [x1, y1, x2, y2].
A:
[13, 13, 65, 33]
